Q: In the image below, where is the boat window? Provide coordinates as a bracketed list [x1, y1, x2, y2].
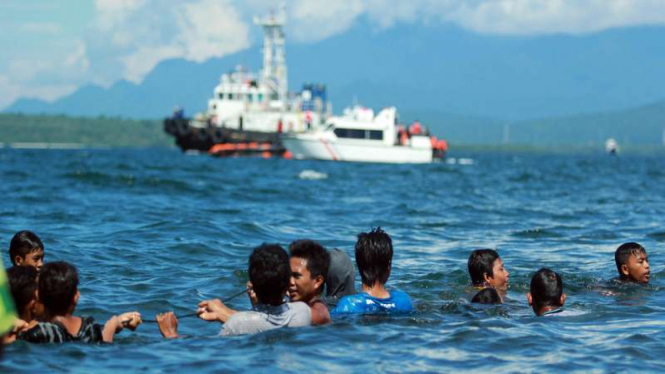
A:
[369, 130, 383, 140]
[228, 93, 234, 100]
[248, 93, 254, 102]
[218, 93, 224, 100]
[334, 128, 365, 139]
[258, 93, 264, 102]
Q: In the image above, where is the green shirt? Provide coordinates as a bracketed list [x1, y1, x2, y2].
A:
[0, 257, 17, 334]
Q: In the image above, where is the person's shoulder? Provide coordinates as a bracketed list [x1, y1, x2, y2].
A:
[332, 293, 367, 314]
[388, 289, 413, 312]
[19, 322, 70, 344]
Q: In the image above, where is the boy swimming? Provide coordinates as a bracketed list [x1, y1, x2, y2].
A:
[527, 268, 566, 316]
[288, 239, 332, 325]
[18, 261, 142, 343]
[9, 231, 45, 271]
[3, 266, 40, 344]
[333, 228, 413, 314]
[468, 249, 509, 293]
[158, 244, 312, 337]
[614, 242, 650, 284]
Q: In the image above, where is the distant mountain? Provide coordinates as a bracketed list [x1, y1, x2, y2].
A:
[410, 99, 665, 147]
[5, 20, 665, 125]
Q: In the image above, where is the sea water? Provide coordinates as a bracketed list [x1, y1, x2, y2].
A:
[1, 148, 664, 373]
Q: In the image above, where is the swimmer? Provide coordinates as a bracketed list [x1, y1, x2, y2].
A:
[614, 242, 650, 284]
[158, 244, 312, 337]
[471, 287, 502, 304]
[468, 249, 509, 293]
[527, 268, 566, 316]
[325, 248, 356, 303]
[9, 231, 45, 271]
[288, 240, 331, 325]
[333, 228, 413, 314]
[18, 262, 141, 343]
[3, 267, 40, 344]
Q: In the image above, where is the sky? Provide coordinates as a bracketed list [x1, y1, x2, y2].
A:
[3, 0, 665, 110]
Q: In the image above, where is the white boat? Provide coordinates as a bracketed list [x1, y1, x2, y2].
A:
[281, 106, 446, 163]
[164, 7, 330, 155]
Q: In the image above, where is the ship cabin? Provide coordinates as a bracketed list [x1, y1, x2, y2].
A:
[324, 106, 398, 147]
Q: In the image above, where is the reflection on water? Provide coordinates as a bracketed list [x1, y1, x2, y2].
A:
[1, 149, 665, 373]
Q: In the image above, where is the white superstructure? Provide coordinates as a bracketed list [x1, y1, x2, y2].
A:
[281, 106, 437, 164]
[195, 7, 328, 134]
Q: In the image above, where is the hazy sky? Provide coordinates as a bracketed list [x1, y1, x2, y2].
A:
[2, 0, 665, 109]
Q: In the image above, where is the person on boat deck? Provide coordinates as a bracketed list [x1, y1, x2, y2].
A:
[332, 228, 413, 314]
[157, 244, 311, 338]
[9, 230, 45, 272]
[467, 249, 509, 296]
[18, 262, 142, 344]
[325, 248, 356, 303]
[288, 240, 332, 325]
[527, 268, 566, 317]
[408, 120, 422, 135]
[614, 242, 650, 284]
[3, 266, 41, 345]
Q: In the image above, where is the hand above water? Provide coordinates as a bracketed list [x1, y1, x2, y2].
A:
[247, 281, 258, 306]
[156, 312, 179, 339]
[197, 299, 237, 323]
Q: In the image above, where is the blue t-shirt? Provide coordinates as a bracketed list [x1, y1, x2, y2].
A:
[332, 289, 413, 314]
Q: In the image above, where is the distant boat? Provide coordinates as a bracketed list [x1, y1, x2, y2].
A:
[281, 106, 447, 163]
[605, 138, 619, 155]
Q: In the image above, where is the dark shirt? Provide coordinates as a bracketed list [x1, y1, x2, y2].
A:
[18, 316, 104, 344]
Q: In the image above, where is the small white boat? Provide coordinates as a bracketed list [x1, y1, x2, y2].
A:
[281, 106, 446, 164]
[605, 138, 619, 155]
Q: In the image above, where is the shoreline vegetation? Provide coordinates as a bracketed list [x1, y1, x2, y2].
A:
[2, 113, 665, 155]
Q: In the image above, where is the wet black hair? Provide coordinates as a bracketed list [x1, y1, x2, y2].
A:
[7, 266, 39, 318]
[249, 244, 290, 306]
[471, 287, 502, 304]
[615, 242, 647, 278]
[289, 239, 330, 295]
[355, 227, 393, 287]
[530, 268, 563, 312]
[468, 249, 500, 286]
[9, 230, 44, 266]
[39, 261, 79, 316]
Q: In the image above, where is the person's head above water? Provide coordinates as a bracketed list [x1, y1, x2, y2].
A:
[471, 287, 502, 304]
[7, 266, 39, 321]
[9, 231, 44, 271]
[615, 242, 650, 284]
[249, 243, 291, 306]
[288, 239, 330, 303]
[355, 227, 392, 288]
[39, 261, 80, 317]
[527, 268, 566, 316]
[326, 248, 356, 300]
[468, 249, 509, 291]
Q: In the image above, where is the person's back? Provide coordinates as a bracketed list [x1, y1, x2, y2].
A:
[18, 261, 141, 344]
[191, 244, 312, 337]
[333, 228, 413, 314]
[222, 301, 311, 336]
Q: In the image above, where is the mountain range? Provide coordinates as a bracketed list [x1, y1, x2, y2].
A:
[5, 20, 665, 146]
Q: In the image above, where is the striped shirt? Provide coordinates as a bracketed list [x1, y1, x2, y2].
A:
[19, 316, 104, 344]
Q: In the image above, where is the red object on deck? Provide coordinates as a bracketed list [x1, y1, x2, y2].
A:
[283, 150, 293, 159]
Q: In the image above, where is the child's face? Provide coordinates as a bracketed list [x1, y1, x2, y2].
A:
[487, 258, 509, 291]
[17, 249, 44, 271]
[624, 251, 650, 283]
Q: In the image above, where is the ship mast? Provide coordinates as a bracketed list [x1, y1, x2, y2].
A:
[254, 6, 288, 106]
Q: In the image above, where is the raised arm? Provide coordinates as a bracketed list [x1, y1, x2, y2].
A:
[102, 311, 141, 343]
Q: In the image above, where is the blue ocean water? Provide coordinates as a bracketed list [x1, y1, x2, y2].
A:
[1, 148, 665, 373]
